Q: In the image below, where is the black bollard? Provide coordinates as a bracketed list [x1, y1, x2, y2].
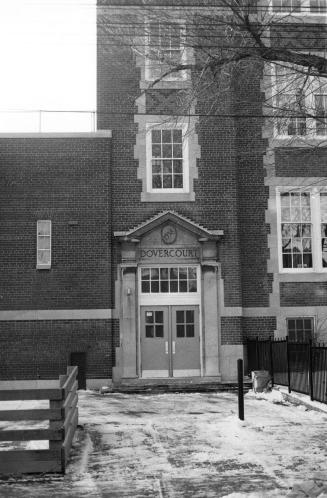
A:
[238, 358, 244, 421]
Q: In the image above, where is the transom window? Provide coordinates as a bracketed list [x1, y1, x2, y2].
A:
[141, 267, 197, 293]
[151, 129, 183, 189]
[176, 310, 195, 337]
[146, 22, 185, 81]
[278, 189, 327, 271]
[287, 317, 314, 342]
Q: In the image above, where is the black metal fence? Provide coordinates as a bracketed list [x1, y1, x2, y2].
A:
[247, 337, 327, 404]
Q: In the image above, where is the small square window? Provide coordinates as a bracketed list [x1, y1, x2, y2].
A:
[287, 317, 314, 342]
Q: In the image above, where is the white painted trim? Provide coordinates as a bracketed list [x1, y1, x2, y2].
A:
[173, 369, 201, 377]
[0, 309, 114, 321]
[0, 131, 112, 138]
[142, 370, 169, 378]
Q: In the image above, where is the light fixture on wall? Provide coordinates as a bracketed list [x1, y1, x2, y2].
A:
[127, 288, 132, 296]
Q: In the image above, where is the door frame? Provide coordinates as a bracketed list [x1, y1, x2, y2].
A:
[137, 264, 203, 378]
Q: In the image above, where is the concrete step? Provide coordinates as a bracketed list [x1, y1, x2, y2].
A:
[112, 377, 252, 394]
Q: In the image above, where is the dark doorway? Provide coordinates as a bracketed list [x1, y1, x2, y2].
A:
[70, 352, 87, 390]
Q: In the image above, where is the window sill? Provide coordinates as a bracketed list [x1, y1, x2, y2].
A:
[141, 191, 195, 202]
[140, 79, 191, 90]
[279, 271, 327, 282]
[271, 136, 327, 148]
[270, 12, 327, 21]
[36, 265, 51, 270]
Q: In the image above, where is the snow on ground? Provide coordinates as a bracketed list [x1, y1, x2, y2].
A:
[0, 400, 49, 451]
[0, 389, 327, 497]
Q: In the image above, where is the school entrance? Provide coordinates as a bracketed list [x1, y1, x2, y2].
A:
[113, 211, 223, 384]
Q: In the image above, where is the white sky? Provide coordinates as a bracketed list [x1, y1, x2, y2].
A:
[0, 0, 96, 132]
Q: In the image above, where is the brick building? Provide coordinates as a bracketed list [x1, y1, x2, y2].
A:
[0, 0, 326, 388]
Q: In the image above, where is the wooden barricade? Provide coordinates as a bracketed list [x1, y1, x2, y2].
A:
[0, 366, 78, 474]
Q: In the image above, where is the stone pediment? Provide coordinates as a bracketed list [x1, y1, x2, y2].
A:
[114, 211, 223, 241]
[115, 211, 223, 266]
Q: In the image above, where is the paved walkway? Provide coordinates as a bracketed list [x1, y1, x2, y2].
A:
[1, 390, 327, 497]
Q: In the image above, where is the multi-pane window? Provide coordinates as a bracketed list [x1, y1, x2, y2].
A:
[141, 267, 197, 293]
[321, 193, 327, 267]
[145, 310, 164, 338]
[287, 318, 314, 342]
[272, 0, 326, 12]
[278, 190, 327, 271]
[147, 22, 184, 80]
[280, 192, 312, 269]
[275, 66, 307, 136]
[272, 0, 301, 12]
[151, 128, 183, 190]
[274, 64, 327, 137]
[315, 94, 327, 135]
[310, 0, 327, 12]
[37, 220, 51, 269]
[176, 310, 195, 337]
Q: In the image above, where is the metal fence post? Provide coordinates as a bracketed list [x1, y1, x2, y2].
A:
[269, 336, 274, 387]
[286, 336, 291, 393]
[308, 339, 314, 401]
[238, 359, 244, 421]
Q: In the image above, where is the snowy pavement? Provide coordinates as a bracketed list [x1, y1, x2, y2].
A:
[1, 389, 327, 497]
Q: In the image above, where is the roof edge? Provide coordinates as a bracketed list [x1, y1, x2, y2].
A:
[0, 131, 112, 139]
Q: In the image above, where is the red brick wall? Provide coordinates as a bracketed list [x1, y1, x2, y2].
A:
[0, 137, 113, 310]
[221, 317, 276, 344]
[0, 319, 119, 380]
[97, 7, 274, 309]
[280, 282, 327, 307]
[275, 148, 327, 177]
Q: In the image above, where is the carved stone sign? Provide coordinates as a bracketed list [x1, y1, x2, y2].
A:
[138, 223, 202, 263]
[140, 247, 200, 260]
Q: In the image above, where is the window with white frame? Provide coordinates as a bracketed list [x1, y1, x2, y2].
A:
[141, 267, 198, 293]
[272, 0, 326, 13]
[287, 317, 314, 342]
[274, 64, 327, 137]
[37, 220, 51, 269]
[146, 21, 186, 81]
[280, 191, 312, 269]
[147, 124, 188, 192]
[321, 192, 327, 267]
[278, 189, 327, 271]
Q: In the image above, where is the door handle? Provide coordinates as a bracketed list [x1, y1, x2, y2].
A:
[172, 341, 176, 354]
[165, 341, 168, 354]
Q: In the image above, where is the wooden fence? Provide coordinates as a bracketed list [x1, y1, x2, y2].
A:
[0, 366, 78, 474]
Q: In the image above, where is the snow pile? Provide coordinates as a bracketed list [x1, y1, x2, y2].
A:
[246, 388, 287, 404]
